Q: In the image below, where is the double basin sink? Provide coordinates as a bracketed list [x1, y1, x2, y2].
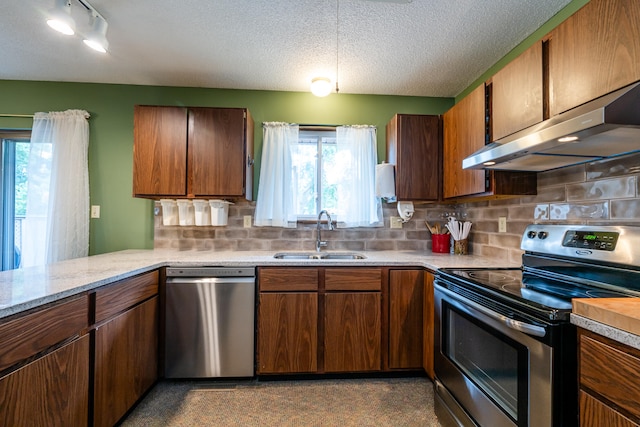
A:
[273, 252, 366, 260]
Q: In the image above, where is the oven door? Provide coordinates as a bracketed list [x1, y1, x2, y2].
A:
[434, 283, 553, 427]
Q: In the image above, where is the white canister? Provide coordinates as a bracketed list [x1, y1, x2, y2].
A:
[209, 200, 233, 226]
[192, 200, 211, 226]
[160, 199, 178, 226]
[176, 200, 195, 226]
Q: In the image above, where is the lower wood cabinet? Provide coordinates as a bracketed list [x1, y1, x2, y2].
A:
[0, 335, 90, 427]
[0, 294, 90, 426]
[258, 266, 431, 376]
[324, 291, 381, 372]
[93, 296, 159, 427]
[92, 270, 159, 427]
[389, 269, 424, 370]
[257, 267, 383, 374]
[258, 292, 318, 374]
[578, 328, 640, 426]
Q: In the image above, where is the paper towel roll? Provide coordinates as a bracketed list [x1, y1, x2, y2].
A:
[375, 163, 396, 198]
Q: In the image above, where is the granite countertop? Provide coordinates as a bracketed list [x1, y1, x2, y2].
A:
[0, 249, 517, 320]
[571, 298, 640, 351]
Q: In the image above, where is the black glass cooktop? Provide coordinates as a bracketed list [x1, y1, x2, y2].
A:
[439, 267, 635, 312]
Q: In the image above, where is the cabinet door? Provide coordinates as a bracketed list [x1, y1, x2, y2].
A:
[133, 106, 188, 196]
[389, 270, 423, 369]
[387, 114, 441, 201]
[548, 0, 640, 116]
[188, 108, 247, 197]
[0, 335, 90, 427]
[94, 297, 159, 427]
[257, 293, 318, 374]
[423, 271, 435, 379]
[492, 42, 544, 140]
[580, 391, 640, 427]
[443, 85, 486, 199]
[324, 292, 381, 372]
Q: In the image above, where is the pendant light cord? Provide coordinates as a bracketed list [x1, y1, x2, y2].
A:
[335, 0, 340, 94]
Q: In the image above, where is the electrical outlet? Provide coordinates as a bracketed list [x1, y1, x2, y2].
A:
[498, 216, 507, 233]
[91, 205, 100, 219]
[390, 216, 403, 229]
[243, 215, 252, 228]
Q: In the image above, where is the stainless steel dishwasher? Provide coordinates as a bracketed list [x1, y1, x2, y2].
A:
[164, 267, 256, 378]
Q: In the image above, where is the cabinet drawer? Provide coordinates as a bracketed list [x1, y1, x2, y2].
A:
[258, 268, 318, 291]
[580, 332, 640, 420]
[0, 295, 88, 372]
[325, 268, 381, 291]
[580, 391, 639, 427]
[95, 270, 159, 323]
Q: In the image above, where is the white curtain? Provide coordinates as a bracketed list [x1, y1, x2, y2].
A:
[22, 110, 90, 267]
[254, 122, 299, 227]
[335, 125, 383, 228]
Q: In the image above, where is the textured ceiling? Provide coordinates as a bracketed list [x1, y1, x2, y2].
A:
[0, 0, 571, 97]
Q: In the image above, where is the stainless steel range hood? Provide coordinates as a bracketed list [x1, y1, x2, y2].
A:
[463, 81, 640, 171]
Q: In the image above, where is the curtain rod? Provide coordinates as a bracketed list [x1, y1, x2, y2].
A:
[0, 113, 34, 118]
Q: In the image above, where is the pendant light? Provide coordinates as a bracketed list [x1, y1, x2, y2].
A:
[47, 0, 76, 35]
[311, 77, 332, 97]
[311, 0, 340, 97]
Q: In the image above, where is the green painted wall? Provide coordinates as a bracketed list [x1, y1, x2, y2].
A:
[0, 82, 451, 254]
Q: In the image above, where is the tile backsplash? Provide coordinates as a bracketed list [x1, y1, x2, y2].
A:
[154, 152, 640, 262]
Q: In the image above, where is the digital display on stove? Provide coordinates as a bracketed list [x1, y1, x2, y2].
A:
[562, 230, 619, 251]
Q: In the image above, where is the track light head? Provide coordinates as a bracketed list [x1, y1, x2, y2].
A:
[83, 14, 109, 53]
[47, 0, 76, 35]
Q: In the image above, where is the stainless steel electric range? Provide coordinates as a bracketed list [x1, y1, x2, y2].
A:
[434, 224, 640, 427]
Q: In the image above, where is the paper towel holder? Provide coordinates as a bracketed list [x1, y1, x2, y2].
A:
[397, 201, 414, 223]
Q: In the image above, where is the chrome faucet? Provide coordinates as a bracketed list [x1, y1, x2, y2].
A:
[316, 210, 335, 252]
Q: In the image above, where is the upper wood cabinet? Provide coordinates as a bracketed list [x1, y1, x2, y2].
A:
[386, 114, 441, 201]
[443, 84, 537, 200]
[443, 85, 487, 199]
[548, 0, 640, 116]
[133, 105, 254, 200]
[491, 41, 544, 140]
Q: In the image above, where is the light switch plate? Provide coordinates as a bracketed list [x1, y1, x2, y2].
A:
[91, 205, 100, 219]
[243, 215, 252, 228]
[390, 216, 403, 229]
[498, 217, 507, 233]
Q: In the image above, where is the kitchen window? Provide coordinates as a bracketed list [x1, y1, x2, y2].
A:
[255, 123, 382, 228]
[294, 129, 338, 219]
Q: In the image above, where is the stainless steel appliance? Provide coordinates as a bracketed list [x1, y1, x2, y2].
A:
[165, 267, 256, 378]
[434, 224, 640, 427]
[463, 81, 640, 172]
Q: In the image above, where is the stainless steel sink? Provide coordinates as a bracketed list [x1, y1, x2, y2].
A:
[273, 252, 366, 260]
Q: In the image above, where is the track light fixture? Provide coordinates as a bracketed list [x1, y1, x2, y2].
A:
[46, 0, 109, 53]
[83, 13, 109, 53]
[47, 0, 76, 35]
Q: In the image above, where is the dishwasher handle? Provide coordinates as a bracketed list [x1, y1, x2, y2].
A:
[166, 276, 255, 284]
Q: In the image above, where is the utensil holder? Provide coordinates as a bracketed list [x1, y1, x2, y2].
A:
[454, 238, 468, 255]
[432, 234, 451, 253]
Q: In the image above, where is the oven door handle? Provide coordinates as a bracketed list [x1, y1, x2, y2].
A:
[436, 285, 547, 338]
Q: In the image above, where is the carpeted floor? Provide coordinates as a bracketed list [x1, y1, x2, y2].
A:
[121, 377, 442, 426]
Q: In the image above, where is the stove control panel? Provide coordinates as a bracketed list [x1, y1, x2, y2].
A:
[561, 230, 619, 251]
